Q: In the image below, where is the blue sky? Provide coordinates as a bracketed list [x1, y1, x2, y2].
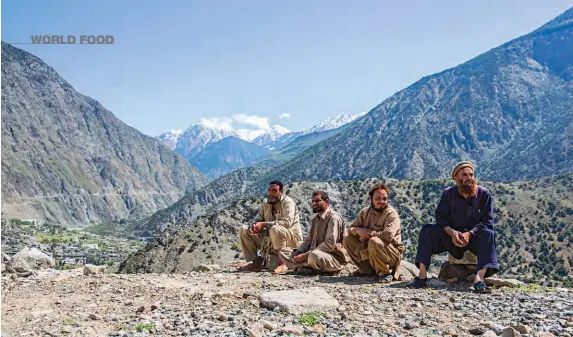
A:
[2, 1, 571, 136]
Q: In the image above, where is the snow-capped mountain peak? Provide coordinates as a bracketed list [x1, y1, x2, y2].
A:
[156, 111, 364, 158]
[234, 129, 268, 142]
[252, 125, 291, 146]
[156, 129, 184, 150]
[196, 118, 234, 132]
[303, 111, 367, 135]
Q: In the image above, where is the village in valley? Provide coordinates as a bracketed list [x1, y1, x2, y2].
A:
[1, 217, 146, 271]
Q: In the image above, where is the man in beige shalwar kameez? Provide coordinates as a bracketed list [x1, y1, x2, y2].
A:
[237, 180, 303, 273]
[276, 191, 350, 275]
[343, 183, 404, 282]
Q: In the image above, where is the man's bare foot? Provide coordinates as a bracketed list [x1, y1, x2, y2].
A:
[272, 264, 289, 274]
[238, 259, 263, 272]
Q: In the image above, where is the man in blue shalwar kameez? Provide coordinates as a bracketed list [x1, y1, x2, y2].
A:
[408, 161, 499, 292]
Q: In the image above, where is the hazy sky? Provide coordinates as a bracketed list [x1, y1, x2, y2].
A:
[2, 1, 571, 136]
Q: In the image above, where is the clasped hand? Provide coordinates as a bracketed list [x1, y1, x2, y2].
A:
[249, 222, 267, 235]
[354, 227, 375, 241]
[449, 229, 471, 248]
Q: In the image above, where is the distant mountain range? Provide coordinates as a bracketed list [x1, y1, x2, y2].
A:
[156, 111, 367, 177]
[191, 137, 271, 179]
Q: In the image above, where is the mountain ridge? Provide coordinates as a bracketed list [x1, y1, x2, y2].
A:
[258, 8, 573, 183]
[1, 41, 208, 225]
[190, 136, 271, 178]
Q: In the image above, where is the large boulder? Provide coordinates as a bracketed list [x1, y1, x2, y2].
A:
[83, 264, 106, 276]
[8, 247, 55, 272]
[397, 261, 437, 281]
[485, 278, 525, 288]
[448, 251, 478, 265]
[438, 262, 477, 281]
[258, 287, 339, 314]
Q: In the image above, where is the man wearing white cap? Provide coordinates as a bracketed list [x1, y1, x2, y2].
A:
[408, 161, 499, 292]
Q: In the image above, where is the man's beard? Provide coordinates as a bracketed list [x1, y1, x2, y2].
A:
[457, 179, 477, 197]
[371, 201, 386, 212]
[312, 205, 326, 213]
[267, 197, 278, 204]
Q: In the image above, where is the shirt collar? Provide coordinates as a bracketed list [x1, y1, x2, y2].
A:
[318, 207, 331, 220]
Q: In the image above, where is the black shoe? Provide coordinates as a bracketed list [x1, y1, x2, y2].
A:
[407, 277, 428, 289]
[376, 274, 394, 283]
[295, 266, 318, 276]
[473, 280, 491, 293]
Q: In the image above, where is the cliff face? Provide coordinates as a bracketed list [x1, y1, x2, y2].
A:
[1, 42, 208, 225]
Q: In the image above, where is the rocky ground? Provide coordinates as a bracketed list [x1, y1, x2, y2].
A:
[1, 262, 572, 337]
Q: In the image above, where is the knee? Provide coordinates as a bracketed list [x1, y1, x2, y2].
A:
[343, 234, 357, 249]
[420, 224, 435, 233]
[239, 225, 249, 237]
[308, 251, 320, 265]
[481, 229, 494, 237]
[475, 228, 495, 241]
[418, 224, 437, 238]
[368, 236, 384, 250]
[269, 225, 287, 241]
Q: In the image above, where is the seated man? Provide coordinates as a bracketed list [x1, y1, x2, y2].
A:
[277, 191, 349, 275]
[409, 161, 500, 292]
[343, 183, 404, 283]
[237, 180, 303, 273]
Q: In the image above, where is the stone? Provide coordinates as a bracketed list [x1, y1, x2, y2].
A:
[312, 324, 326, 334]
[258, 287, 339, 314]
[397, 261, 419, 281]
[9, 247, 54, 270]
[247, 322, 265, 337]
[193, 264, 220, 272]
[501, 327, 521, 337]
[281, 324, 304, 336]
[484, 278, 525, 288]
[438, 262, 477, 281]
[469, 327, 488, 335]
[428, 278, 448, 289]
[512, 325, 531, 334]
[449, 251, 478, 265]
[446, 328, 459, 336]
[150, 302, 160, 311]
[261, 320, 276, 331]
[83, 265, 106, 276]
[482, 331, 497, 337]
